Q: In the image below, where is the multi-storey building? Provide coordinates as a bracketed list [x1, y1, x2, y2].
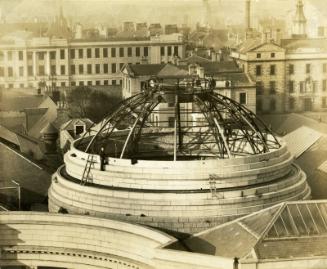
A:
[0, 34, 185, 90]
[231, 0, 327, 113]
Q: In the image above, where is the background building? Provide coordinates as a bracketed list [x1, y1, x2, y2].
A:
[0, 34, 185, 91]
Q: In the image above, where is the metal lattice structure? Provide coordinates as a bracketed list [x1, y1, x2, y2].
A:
[75, 78, 281, 160]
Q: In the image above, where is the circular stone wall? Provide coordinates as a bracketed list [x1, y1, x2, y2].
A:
[48, 140, 310, 234]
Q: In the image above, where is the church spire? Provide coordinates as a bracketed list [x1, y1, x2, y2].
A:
[292, 0, 307, 38]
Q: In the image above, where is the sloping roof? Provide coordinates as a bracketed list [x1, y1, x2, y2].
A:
[0, 95, 46, 112]
[180, 54, 212, 64]
[281, 38, 327, 52]
[236, 38, 262, 53]
[40, 122, 58, 135]
[157, 64, 189, 78]
[200, 61, 240, 75]
[125, 64, 165, 77]
[182, 200, 327, 261]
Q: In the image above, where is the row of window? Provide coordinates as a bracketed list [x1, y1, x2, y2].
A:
[160, 46, 179, 56]
[255, 63, 327, 76]
[257, 97, 327, 112]
[256, 81, 277, 95]
[0, 46, 152, 61]
[0, 79, 122, 89]
[255, 65, 276, 76]
[289, 80, 327, 93]
[0, 63, 126, 77]
[256, 52, 276, 59]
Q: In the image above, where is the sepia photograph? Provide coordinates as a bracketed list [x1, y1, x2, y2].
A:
[0, 0, 327, 268]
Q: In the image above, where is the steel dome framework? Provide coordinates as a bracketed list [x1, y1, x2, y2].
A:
[76, 78, 280, 160]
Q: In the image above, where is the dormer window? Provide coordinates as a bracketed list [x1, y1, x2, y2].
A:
[75, 125, 85, 136]
[256, 53, 261, 59]
[271, 52, 275, 58]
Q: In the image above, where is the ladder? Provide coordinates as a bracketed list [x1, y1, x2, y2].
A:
[80, 154, 96, 185]
[209, 174, 223, 199]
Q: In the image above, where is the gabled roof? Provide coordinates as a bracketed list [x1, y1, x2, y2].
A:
[180, 54, 212, 64]
[60, 118, 94, 131]
[236, 38, 262, 53]
[0, 95, 46, 112]
[182, 200, 327, 261]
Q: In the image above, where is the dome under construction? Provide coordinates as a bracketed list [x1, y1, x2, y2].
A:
[49, 78, 310, 234]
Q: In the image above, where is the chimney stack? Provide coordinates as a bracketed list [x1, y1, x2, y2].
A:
[245, 0, 251, 30]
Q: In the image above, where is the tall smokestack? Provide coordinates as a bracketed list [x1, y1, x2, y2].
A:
[245, 0, 251, 30]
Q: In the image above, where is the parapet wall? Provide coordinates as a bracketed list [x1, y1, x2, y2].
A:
[0, 212, 233, 269]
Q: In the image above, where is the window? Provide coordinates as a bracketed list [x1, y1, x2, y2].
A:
[50, 65, 56, 75]
[38, 52, 45, 60]
[289, 97, 295, 110]
[112, 79, 116, 85]
[71, 65, 76, 75]
[79, 81, 84, 86]
[95, 64, 100, 74]
[119, 63, 124, 71]
[239, 92, 247, 105]
[112, 63, 116, 73]
[103, 64, 108, 74]
[0, 67, 4, 77]
[18, 51, 24, 61]
[0, 51, 4, 61]
[323, 63, 327, 73]
[111, 48, 116, 57]
[27, 52, 33, 60]
[306, 63, 311, 74]
[174, 46, 178, 56]
[168, 102, 175, 107]
[8, 67, 14, 77]
[323, 79, 327, 91]
[50, 51, 56, 60]
[61, 82, 66, 87]
[19, 66, 24, 76]
[70, 49, 75, 59]
[87, 81, 92, 86]
[87, 48, 92, 58]
[103, 48, 108, 57]
[75, 125, 84, 135]
[96, 80, 100, 85]
[79, 64, 84, 74]
[95, 48, 100, 58]
[256, 81, 263, 95]
[300, 81, 305, 93]
[289, 64, 294, 75]
[119, 47, 124, 57]
[127, 47, 132, 57]
[167, 46, 172, 56]
[39, 65, 45, 76]
[168, 117, 175, 127]
[289, 80, 294, 93]
[270, 65, 276, 75]
[60, 49, 65, 59]
[269, 81, 276, 94]
[60, 65, 65, 75]
[7, 51, 12, 61]
[87, 64, 92, 74]
[322, 97, 327, 108]
[136, 47, 140, 57]
[160, 46, 165, 56]
[104, 80, 109, 85]
[256, 65, 262, 76]
[144, 47, 148, 57]
[313, 81, 318, 92]
[78, 49, 83, 58]
[271, 52, 275, 58]
[257, 99, 262, 112]
[71, 81, 76, 86]
[270, 99, 276, 111]
[256, 53, 261, 59]
[28, 66, 33, 76]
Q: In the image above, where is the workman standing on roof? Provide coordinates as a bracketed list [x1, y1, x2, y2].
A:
[100, 147, 106, 171]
